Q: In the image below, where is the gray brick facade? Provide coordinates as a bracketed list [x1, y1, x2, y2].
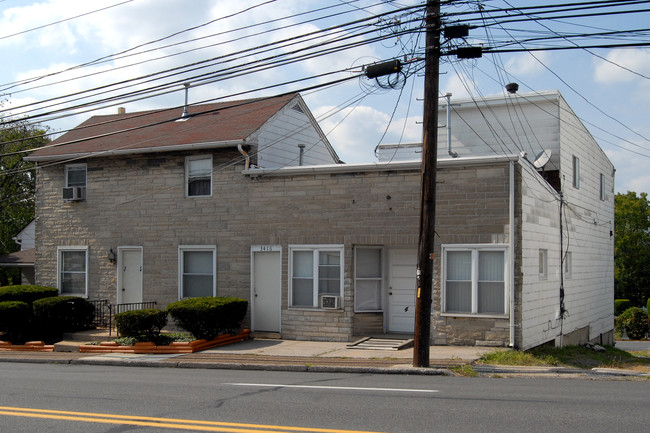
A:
[34, 150, 517, 345]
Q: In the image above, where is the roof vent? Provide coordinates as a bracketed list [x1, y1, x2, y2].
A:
[291, 103, 304, 114]
[180, 83, 191, 119]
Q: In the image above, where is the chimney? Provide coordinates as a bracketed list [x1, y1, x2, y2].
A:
[117, 107, 126, 114]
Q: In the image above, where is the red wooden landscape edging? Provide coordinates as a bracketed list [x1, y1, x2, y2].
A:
[0, 329, 251, 354]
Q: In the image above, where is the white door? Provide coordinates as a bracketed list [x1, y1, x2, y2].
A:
[118, 247, 143, 304]
[252, 249, 281, 332]
[388, 249, 416, 333]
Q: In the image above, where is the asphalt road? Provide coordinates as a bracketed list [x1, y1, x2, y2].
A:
[0, 362, 647, 433]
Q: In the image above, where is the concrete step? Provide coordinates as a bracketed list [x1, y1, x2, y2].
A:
[62, 328, 113, 342]
[53, 340, 88, 352]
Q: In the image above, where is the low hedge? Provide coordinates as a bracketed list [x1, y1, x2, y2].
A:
[167, 297, 248, 341]
[614, 299, 632, 316]
[0, 301, 31, 343]
[615, 307, 649, 340]
[114, 309, 168, 341]
[0, 285, 58, 306]
[33, 296, 95, 336]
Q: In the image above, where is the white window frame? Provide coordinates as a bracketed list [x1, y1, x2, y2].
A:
[65, 163, 87, 188]
[600, 173, 606, 201]
[572, 155, 580, 189]
[57, 246, 88, 297]
[354, 246, 384, 312]
[185, 155, 212, 197]
[441, 244, 508, 317]
[539, 248, 548, 280]
[564, 251, 572, 279]
[178, 245, 217, 299]
[289, 244, 344, 309]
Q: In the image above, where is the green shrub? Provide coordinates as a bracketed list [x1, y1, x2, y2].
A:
[114, 309, 168, 341]
[614, 299, 632, 316]
[167, 297, 248, 341]
[33, 296, 95, 340]
[0, 301, 31, 343]
[647, 298, 650, 316]
[615, 307, 649, 340]
[0, 285, 58, 306]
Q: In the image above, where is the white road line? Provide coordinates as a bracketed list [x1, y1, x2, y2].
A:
[226, 383, 439, 393]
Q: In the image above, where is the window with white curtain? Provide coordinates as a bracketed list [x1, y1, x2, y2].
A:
[354, 247, 383, 312]
[289, 245, 343, 308]
[58, 246, 88, 296]
[443, 245, 507, 315]
[178, 246, 216, 298]
[185, 155, 212, 197]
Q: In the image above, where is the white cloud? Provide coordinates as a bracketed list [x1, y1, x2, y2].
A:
[504, 51, 550, 76]
[593, 48, 650, 83]
[605, 147, 650, 194]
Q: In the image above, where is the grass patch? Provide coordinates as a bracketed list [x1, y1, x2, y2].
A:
[451, 364, 478, 377]
[115, 332, 195, 346]
[478, 345, 650, 371]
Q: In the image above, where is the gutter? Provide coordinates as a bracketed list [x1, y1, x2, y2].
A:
[244, 154, 518, 177]
[25, 140, 246, 162]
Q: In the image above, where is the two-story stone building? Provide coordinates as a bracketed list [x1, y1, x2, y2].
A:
[25, 90, 615, 349]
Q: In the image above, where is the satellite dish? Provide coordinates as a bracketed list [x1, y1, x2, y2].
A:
[533, 149, 552, 169]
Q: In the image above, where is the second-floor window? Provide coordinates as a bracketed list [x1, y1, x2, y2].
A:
[186, 156, 212, 197]
[65, 163, 86, 188]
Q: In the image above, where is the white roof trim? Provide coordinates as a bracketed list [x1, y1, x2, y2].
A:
[244, 154, 518, 177]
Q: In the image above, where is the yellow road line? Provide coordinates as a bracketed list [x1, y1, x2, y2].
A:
[0, 406, 389, 433]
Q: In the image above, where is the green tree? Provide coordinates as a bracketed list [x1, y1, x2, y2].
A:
[0, 112, 50, 285]
[614, 191, 650, 307]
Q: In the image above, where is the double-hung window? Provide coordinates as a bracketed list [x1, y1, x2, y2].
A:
[443, 245, 507, 315]
[65, 164, 87, 188]
[290, 245, 343, 308]
[179, 246, 216, 298]
[58, 246, 88, 296]
[186, 156, 212, 197]
[354, 247, 383, 311]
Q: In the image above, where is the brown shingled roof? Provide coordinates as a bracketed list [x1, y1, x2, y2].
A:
[0, 249, 35, 267]
[28, 94, 297, 160]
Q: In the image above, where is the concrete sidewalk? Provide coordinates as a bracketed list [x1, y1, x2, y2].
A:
[0, 336, 647, 378]
[0, 336, 498, 375]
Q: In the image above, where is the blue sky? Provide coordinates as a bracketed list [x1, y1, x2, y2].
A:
[1, 0, 649, 194]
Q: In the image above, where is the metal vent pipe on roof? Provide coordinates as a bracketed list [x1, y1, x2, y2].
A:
[181, 83, 191, 118]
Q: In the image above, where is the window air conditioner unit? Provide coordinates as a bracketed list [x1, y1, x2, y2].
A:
[63, 187, 86, 201]
[319, 295, 341, 310]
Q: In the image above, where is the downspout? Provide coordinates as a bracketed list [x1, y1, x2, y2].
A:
[444, 93, 458, 158]
[237, 143, 250, 170]
[509, 160, 516, 348]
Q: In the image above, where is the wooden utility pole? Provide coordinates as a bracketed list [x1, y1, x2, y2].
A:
[413, 0, 440, 368]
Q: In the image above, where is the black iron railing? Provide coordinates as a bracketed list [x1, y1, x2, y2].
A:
[88, 299, 109, 328]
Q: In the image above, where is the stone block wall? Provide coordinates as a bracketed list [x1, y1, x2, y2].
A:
[34, 150, 516, 344]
